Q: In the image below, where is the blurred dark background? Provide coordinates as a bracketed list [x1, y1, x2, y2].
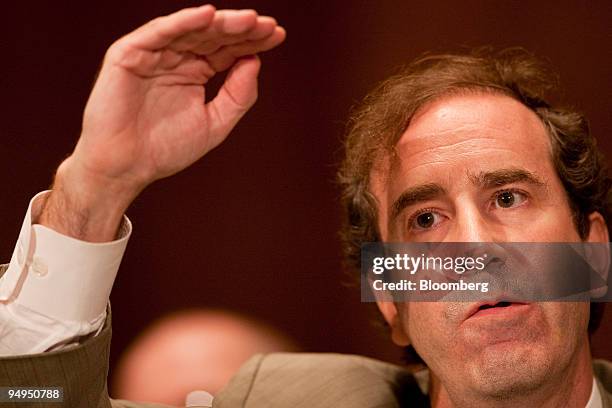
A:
[1, 0, 610, 396]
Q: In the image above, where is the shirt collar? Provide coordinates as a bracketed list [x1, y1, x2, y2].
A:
[414, 370, 602, 408]
[586, 376, 603, 408]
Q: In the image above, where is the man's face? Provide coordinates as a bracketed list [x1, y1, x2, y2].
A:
[371, 93, 599, 398]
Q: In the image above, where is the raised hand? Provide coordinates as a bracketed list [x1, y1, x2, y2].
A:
[40, 5, 286, 241]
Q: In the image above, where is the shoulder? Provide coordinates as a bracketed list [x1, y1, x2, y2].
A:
[214, 352, 428, 408]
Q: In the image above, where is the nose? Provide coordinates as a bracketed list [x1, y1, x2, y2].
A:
[439, 201, 509, 283]
[445, 201, 493, 243]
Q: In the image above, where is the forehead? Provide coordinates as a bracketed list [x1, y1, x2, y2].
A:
[371, 93, 557, 229]
[395, 92, 550, 169]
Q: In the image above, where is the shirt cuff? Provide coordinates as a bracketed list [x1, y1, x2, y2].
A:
[0, 191, 131, 323]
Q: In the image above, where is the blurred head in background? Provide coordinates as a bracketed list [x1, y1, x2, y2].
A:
[113, 309, 299, 406]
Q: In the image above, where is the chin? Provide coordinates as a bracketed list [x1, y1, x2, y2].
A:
[466, 343, 554, 398]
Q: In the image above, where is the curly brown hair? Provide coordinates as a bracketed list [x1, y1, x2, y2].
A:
[338, 47, 610, 335]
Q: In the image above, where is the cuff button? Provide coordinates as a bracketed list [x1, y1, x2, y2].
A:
[30, 256, 48, 277]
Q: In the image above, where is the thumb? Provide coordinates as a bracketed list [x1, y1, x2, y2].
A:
[206, 55, 261, 148]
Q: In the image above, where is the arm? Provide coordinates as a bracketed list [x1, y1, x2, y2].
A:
[40, 5, 285, 242]
[0, 4, 285, 406]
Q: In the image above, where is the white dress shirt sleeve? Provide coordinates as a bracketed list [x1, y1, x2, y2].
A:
[0, 191, 131, 355]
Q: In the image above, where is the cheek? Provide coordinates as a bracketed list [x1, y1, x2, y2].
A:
[544, 303, 590, 342]
[500, 206, 581, 242]
[531, 211, 581, 241]
[401, 303, 458, 363]
[528, 187, 582, 241]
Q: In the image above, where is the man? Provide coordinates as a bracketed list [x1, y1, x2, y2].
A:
[0, 4, 610, 408]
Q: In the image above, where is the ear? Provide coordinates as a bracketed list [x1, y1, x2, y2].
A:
[586, 212, 609, 243]
[586, 212, 610, 298]
[375, 301, 411, 346]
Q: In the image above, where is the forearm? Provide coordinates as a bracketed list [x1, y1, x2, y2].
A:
[39, 157, 140, 242]
[0, 191, 131, 355]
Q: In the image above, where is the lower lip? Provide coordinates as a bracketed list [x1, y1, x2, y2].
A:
[469, 303, 531, 319]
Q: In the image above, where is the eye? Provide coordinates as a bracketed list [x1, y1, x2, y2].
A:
[493, 190, 527, 209]
[410, 210, 443, 231]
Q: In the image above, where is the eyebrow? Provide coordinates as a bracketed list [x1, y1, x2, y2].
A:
[388, 168, 546, 224]
[390, 183, 446, 223]
[469, 168, 546, 190]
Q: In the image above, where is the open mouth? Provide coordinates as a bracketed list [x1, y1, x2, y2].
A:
[467, 301, 529, 319]
[479, 301, 513, 310]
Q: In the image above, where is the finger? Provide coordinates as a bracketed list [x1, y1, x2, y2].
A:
[206, 56, 261, 146]
[206, 27, 286, 72]
[125, 5, 216, 50]
[217, 9, 258, 34]
[247, 17, 279, 41]
[170, 10, 261, 54]
[187, 16, 279, 55]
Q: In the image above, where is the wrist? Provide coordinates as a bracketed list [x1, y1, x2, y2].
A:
[39, 157, 140, 242]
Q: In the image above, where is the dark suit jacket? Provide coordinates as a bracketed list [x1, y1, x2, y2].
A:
[1, 264, 611, 407]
